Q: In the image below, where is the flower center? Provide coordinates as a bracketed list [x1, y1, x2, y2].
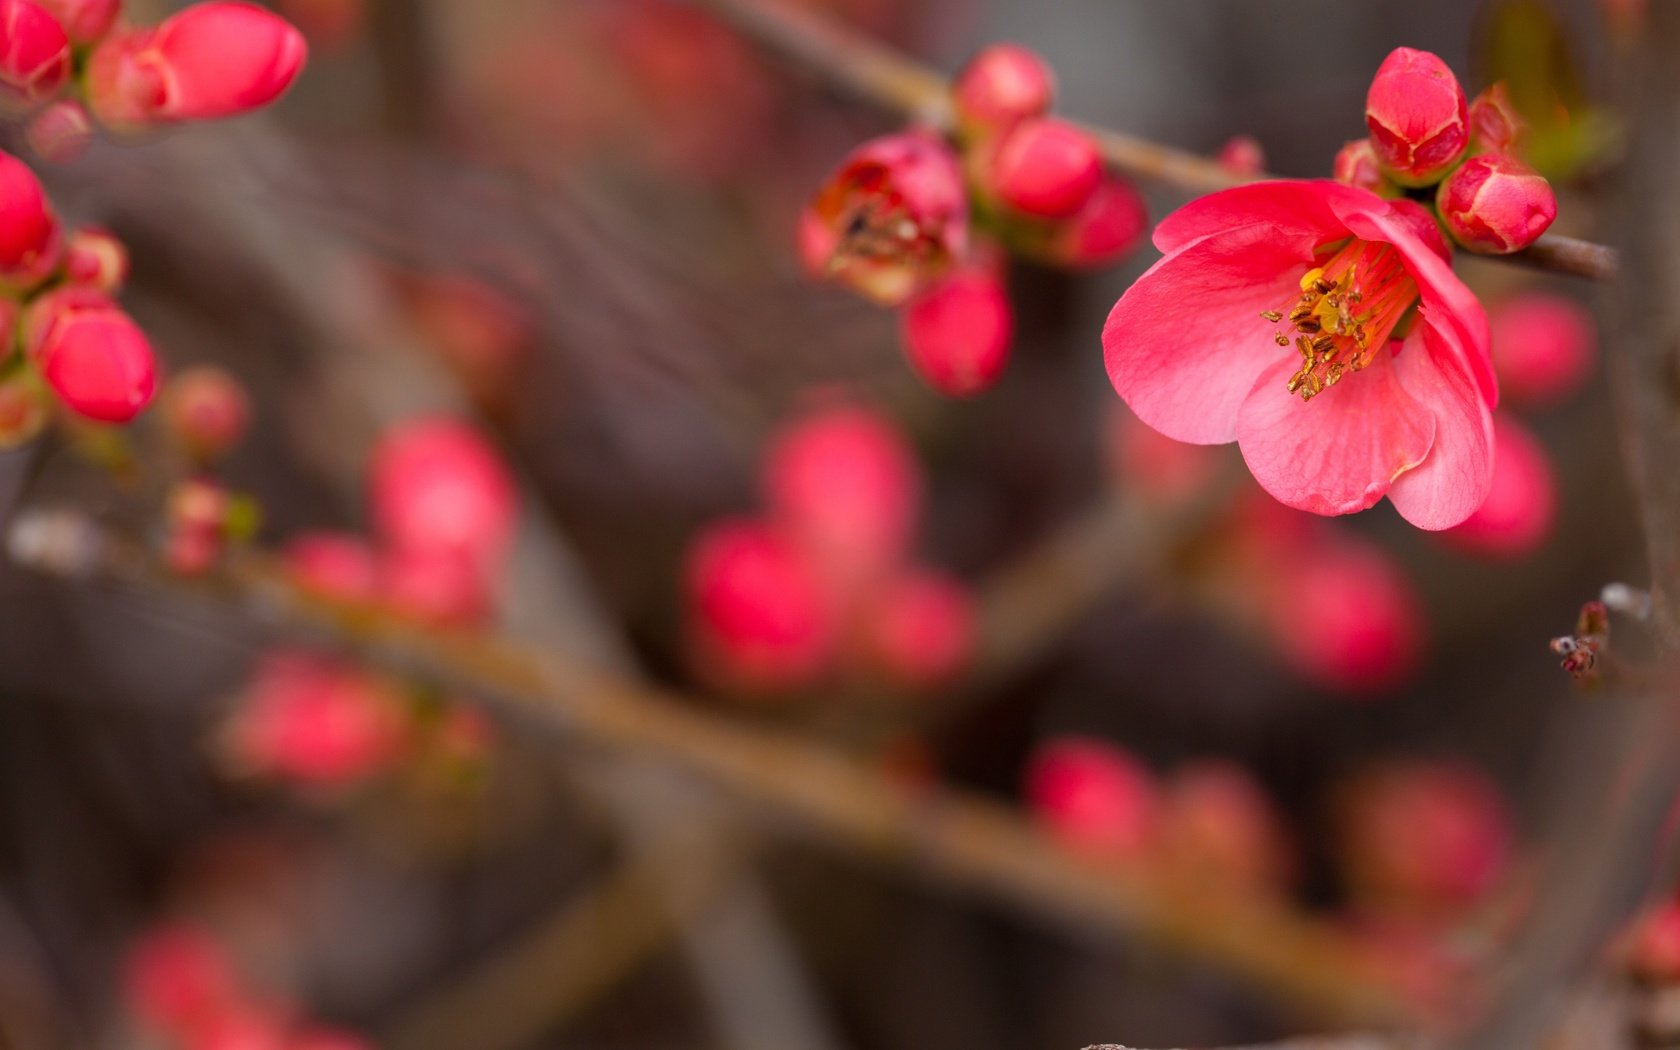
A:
[1260, 239, 1419, 402]
[817, 164, 946, 273]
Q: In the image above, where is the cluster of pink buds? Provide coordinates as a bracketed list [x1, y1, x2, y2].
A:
[1025, 738, 1296, 899]
[0, 0, 308, 161]
[0, 156, 156, 442]
[123, 921, 370, 1050]
[283, 416, 519, 629]
[220, 648, 493, 790]
[800, 43, 1146, 397]
[684, 401, 975, 696]
[1341, 47, 1555, 254]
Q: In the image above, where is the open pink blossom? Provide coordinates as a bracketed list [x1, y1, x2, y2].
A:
[1103, 180, 1495, 529]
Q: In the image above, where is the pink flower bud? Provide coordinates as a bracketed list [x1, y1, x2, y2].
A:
[379, 546, 491, 628]
[86, 2, 308, 130]
[123, 923, 240, 1033]
[0, 0, 69, 109]
[1331, 138, 1393, 195]
[24, 98, 92, 163]
[984, 117, 1102, 218]
[32, 0, 116, 43]
[223, 650, 409, 785]
[860, 569, 975, 689]
[763, 404, 920, 600]
[1334, 761, 1512, 918]
[1436, 152, 1556, 254]
[1468, 82, 1523, 153]
[163, 365, 250, 461]
[0, 149, 61, 286]
[1487, 292, 1597, 407]
[1444, 413, 1556, 559]
[1364, 47, 1470, 186]
[1216, 134, 1265, 177]
[1161, 761, 1295, 895]
[1045, 173, 1148, 269]
[1265, 537, 1423, 694]
[1104, 406, 1218, 506]
[0, 368, 47, 448]
[23, 286, 157, 423]
[684, 517, 834, 691]
[1024, 737, 1158, 858]
[799, 129, 968, 305]
[281, 531, 380, 604]
[368, 417, 517, 569]
[899, 265, 1013, 397]
[64, 225, 129, 290]
[951, 43, 1054, 134]
[165, 478, 231, 575]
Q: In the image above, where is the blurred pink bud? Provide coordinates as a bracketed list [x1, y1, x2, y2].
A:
[166, 478, 231, 576]
[24, 98, 92, 163]
[1024, 737, 1159, 858]
[899, 265, 1013, 397]
[1330, 138, 1392, 195]
[1335, 761, 1512, 917]
[1487, 292, 1596, 407]
[1266, 537, 1423, 694]
[1436, 153, 1556, 254]
[0, 149, 61, 286]
[860, 569, 975, 689]
[1468, 82, 1524, 153]
[379, 546, 490, 629]
[23, 286, 157, 423]
[1105, 406, 1218, 505]
[1630, 900, 1680, 982]
[1162, 760, 1295, 895]
[164, 365, 251, 460]
[951, 43, 1054, 134]
[123, 923, 240, 1033]
[281, 531, 380, 605]
[224, 651, 409, 785]
[763, 404, 920, 599]
[1364, 47, 1469, 186]
[1216, 134, 1265, 177]
[0, 368, 47, 448]
[1444, 414, 1556, 559]
[368, 417, 517, 570]
[799, 129, 968, 305]
[185, 1006, 292, 1050]
[984, 117, 1102, 218]
[64, 225, 129, 290]
[1046, 173, 1148, 269]
[86, 2, 308, 130]
[684, 517, 834, 692]
[33, 0, 116, 43]
[0, 0, 69, 109]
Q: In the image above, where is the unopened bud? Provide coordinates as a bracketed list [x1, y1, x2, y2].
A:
[860, 569, 975, 689]
[1024, 737, 1159, 859]
[951, 43, 1053, 135]
[1045, 173, 1148, 269]
[899, 265, 1013, 397]
[1436, 152, 1556, 254]
[1364, 47, 1469, 186]
[983, 117, 1102, 218]
[23, 286, 156, 423]
[1468, 82, 1524, 153]
[24, 98, 92, 163]
[0, 0, 69, 109]
[163, 366, 250, 461]
[64, 226, 129, 290]
[1331, 138, 1393, 196]
[0, 149, 61, 288]
[1216, 134, 1265, 177]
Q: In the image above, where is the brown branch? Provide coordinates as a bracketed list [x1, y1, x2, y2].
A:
[691, 0, 1617, 282]
[8, 509, 1417, 1029]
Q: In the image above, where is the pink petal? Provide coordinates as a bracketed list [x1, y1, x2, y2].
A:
[1236, 347, 1435, 517]
[1152, 179, 1369, 255]
[1103, 225, 1311, 444]
[1386, 320, 1495, 530]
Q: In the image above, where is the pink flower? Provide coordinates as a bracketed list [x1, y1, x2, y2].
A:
[0, 0, 69, 109]
[86, 2, 307, 131]
[899, 264, 1013, 397]
[1024, 737, 1159, 859]
[368, 416, 517, 571]
[23, 286, 158, 422]
[1102, 180, 1495, 529]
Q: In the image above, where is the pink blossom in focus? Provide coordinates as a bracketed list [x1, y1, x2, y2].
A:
[1487, 292, 1596, 408]
[0, 149, 60, 286]
[1436, 153, 1556, 254]
[983, 117, 1102, 219]
[368, 416, 517, 570]
[1444, 413, 1556, 559]
[0, 0, 69, 109]
[1046, 174, 1149, 269]
[951, 43, 1054, 134]
[1024, 737, 1159, 859]
[164, 366, 251, 461]
[1364, 47, 1469, 186]
[859, 569, 975, 689]
[799, 129, 969, 305]
[223, 651, 409, 786]
[899, 265, 1013, 397]
[1102, 180, 1495, 529]
[281, 531, 380, 605]
[23, 286, 157, 423]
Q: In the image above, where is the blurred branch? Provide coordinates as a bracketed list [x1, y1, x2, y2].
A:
[8, 509, 1415, 1028]
[690, 0, 1617, 282]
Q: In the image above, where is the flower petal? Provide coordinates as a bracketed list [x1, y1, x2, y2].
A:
[1236, 347, 1435, 517]
[1152, 179, 1372, 255]
[1385, 320, 1495, 530]
[1104, 226, 1311, 444]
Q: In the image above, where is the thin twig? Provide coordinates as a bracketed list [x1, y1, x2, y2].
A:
[690, 0, 1618, 282]
[8, 509, 1416, 1028]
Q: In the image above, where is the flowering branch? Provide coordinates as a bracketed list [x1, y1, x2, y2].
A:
[8, 507, 1417, 1028]
[693, 0, 1618, 282]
